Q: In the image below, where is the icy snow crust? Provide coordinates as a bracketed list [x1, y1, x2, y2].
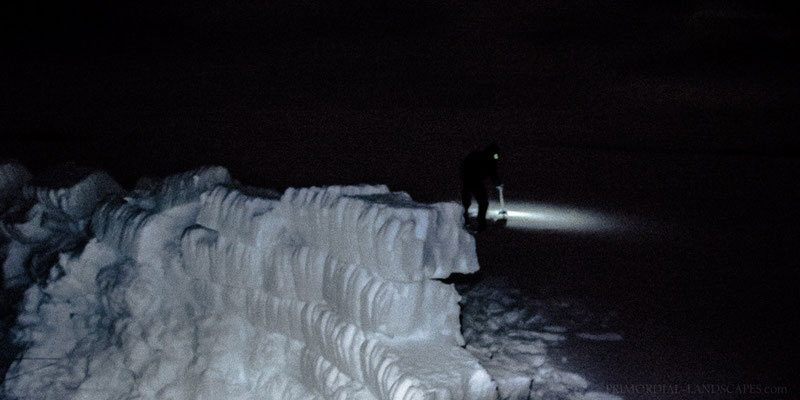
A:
[3, 166, 496, 399]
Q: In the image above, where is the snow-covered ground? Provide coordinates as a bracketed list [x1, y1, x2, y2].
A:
[459, 277, 623, 400]
[0, 163, 627, 399]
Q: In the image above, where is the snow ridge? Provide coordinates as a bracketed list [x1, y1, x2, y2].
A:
[280, 186, 478, 282]
[23, 171, 124, 219]
[3, 166, 495, 399]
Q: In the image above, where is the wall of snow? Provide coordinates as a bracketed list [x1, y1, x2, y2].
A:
[2, 166, 496, 399]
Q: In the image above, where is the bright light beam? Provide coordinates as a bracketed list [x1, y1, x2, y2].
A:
[467, 200, 622, 233]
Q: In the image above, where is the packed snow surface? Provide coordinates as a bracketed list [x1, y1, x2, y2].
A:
[1, 163, 618, 400]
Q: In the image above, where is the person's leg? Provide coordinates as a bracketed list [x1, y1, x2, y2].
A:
[475, 185, 489, 230]
[461, 181, 472, 223]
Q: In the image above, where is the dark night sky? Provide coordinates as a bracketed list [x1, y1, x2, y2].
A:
[1, 0, 798, 199]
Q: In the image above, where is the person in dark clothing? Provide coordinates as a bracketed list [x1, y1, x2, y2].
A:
[460, 143, 502, 230]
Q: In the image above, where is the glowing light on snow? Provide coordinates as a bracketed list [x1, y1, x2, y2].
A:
[467, 200, 620, 233]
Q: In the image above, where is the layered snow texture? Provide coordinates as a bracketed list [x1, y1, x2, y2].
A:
[2, 164, 496, 399]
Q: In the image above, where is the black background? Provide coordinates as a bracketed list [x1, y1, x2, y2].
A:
[2, 0, 797, 193]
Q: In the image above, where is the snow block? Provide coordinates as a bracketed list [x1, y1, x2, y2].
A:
[280, 186, 479, 282]
[196, 185, 283, 247]
[186, 279, 492, 400]
[271, 244, 463, 342]
[4, 170, 495, 400]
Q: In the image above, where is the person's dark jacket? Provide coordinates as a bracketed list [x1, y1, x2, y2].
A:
[460, 144, 501, 187]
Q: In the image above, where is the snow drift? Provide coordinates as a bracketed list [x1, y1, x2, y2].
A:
[2, 165, 496, 399]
